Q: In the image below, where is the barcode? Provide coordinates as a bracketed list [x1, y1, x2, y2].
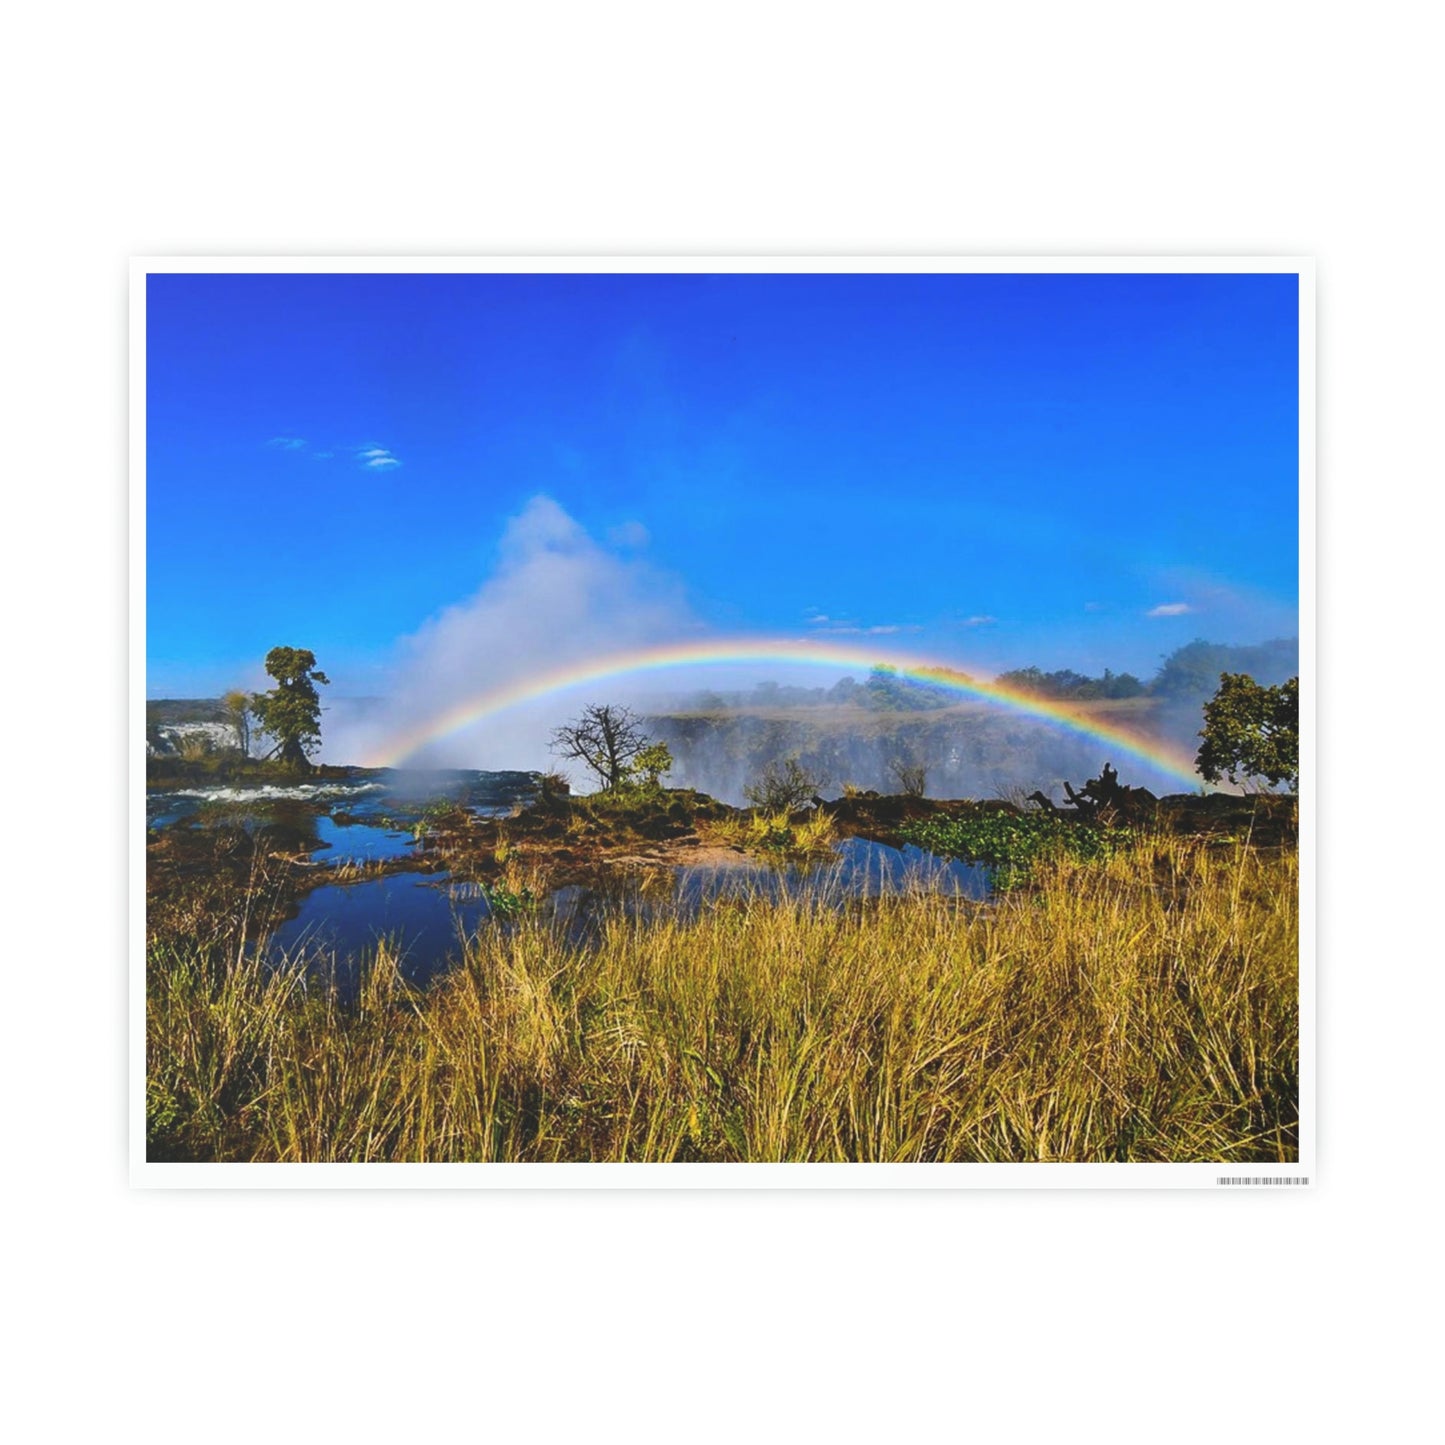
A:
[1217, 1176, 1309, 1186]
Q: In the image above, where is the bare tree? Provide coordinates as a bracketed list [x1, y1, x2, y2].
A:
[888, 757, 927, 798]
[550, 704, 651, 791]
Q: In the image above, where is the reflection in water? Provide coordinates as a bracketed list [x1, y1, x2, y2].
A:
[548, 838, 990, 943]
[254, 833, 990, 990]
[312, 815, 417, 863]
[267, 872, 492, 987]
[689, 836, 990, 902]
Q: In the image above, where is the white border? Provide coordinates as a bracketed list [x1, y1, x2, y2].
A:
[131, 256, 1314, 1189]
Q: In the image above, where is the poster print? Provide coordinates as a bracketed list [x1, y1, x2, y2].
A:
[134, 259, 1311, 1186]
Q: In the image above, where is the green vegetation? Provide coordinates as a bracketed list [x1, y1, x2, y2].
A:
[899, 810, 1134, 888]
[478, 879, 538, 918]
[1196, 673, 1300, 792]
[861, 664, 949, 710]
[629, 741, 675, 793]
[146, 832, 1298, 1163]
[251, 646, 330, 770]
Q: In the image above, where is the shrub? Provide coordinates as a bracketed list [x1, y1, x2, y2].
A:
[626, 741, 674, 793]
[889, 759, 927, 798]
[744, 756, 825, 811]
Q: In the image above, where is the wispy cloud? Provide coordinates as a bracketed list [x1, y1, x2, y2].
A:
[962, 615, 997, 627]
[811, 622, 920, 636]
[357, 445, 401, 471]
[267, 435, 393, 469]
[805, 605, 921, 636]
[1146, 602, 1193, 617]
[1144, 566, 1299, 639]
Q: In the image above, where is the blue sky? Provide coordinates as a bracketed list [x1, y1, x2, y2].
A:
[146, 270, 1299, 697]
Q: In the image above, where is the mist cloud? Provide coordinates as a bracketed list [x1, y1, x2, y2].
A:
[325, 495, 694, 770]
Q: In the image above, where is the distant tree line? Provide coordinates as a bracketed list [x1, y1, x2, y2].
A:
[994, 666, 1146, 700]
[677, 638, 1299, 713]
[1147, 637, 1298, 700]
[998, 638, 1298, 703]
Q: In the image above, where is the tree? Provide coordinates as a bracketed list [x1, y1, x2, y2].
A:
[251, 647, 330, 770]
[1196, 673, 1299, 792]
[221, 689, 252, 757]
[549, 704, 652, 791]
[745, 756, 826, 811]
[628, 741, 674, 792]
[889, 756, 928, 798]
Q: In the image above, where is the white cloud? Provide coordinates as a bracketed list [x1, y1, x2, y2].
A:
[1146, 602, 1193, 617]
[1144, 566, 1299, 639]
[267, 435, 307, 450]
[811, 622, 920, 636]
[963, 615, 997, 627]
[357, 445, 401, 471]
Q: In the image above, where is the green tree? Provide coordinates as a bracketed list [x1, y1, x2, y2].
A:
[1196, 673, 1299, 792]
[252, 647, 330, 770]
[627, 741, 674, 793]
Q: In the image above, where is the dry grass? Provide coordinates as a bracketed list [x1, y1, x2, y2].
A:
[704, 807, 837, 858]
[324, 856, 392, 883]
[147, 832, 1298, 1164]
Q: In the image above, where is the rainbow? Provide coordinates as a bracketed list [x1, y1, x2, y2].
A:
[364, 637, 1204, 788]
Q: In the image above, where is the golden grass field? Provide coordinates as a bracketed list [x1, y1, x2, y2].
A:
[146, 828, 1297, 1164]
